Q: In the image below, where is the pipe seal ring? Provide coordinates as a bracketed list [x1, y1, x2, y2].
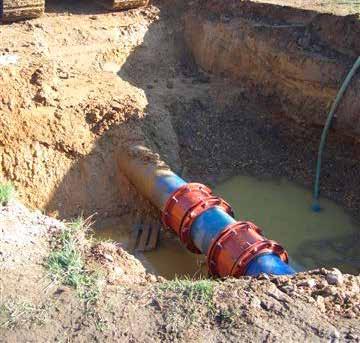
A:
[161, 183, 212, 231]
[207, 221, 288, 277]
[162, 183, 234, 254]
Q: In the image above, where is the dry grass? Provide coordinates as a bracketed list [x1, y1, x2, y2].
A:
[0, 298, 50, 329]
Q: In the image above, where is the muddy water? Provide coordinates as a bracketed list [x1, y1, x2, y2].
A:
[95, 216, 207, 279]
[214, 176, 360, 274]
[96, 176, 359, 278]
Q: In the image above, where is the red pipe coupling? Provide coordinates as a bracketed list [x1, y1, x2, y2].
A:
[207, 221, 289, 277]
[162, 183, 234, 253]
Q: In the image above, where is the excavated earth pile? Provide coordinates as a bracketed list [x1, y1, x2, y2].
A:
[0, 0, 359, 341]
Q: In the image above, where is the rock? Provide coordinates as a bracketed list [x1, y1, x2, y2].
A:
[350, 282, 360, 294]
[111, 101, 123, 111]
[306, 296, 315, 303]
[298, 278, 316, 288]
[157, 276, 166, 283]
[257, 273, 270, 280]
[34, 85, 58, 106]
[267, 284, 289, 302]
[326, 269, 344, 286]
[58, 70, 69, 79]
[145, 274, 157, 283]
[330, 328, 340, 339]
[113, 266, 124, 277]
[322, 285, 338, 297]
[346, 331, 358, 340]
[280, 285, 295, 294]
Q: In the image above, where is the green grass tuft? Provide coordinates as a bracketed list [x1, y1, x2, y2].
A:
[47, 216, 103, 304]
[0, 183, 14, 206]
[160, 277, 215, 306]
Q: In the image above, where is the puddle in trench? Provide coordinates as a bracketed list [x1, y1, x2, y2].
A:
[96, 176, 360, 278]
[95, 216, 207, 280]
[215, 176, 360, 274]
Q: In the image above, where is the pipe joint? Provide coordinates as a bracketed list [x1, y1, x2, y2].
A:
[162, 183, 234, 253]
[207, 221, 289, 277]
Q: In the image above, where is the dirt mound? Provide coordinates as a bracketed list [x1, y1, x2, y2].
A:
[0, 3, 180, 219]
[89, 242, 150, 285]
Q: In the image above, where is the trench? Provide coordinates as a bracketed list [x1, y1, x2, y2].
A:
[91, 1, 360, 278]
[2, 0, 360, 279]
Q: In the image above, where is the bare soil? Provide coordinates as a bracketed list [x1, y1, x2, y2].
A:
[0, 0, 360, 341]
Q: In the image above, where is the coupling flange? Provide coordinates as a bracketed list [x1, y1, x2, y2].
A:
[162, 183, 234, 253]
[207, 221, 288, 277]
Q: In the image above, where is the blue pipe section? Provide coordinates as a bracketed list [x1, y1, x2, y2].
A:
[246, 253, 295, 276]
[191, 207, 236, 254]
[155, 173, 187, 210]
[190, 206, 295, 276]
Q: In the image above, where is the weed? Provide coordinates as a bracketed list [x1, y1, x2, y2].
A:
[155, 278, 215, 339]
[94, 314, 108, 333]
[0, 183, 14, 206]
[47, 216, 104, 304]
[215, 308, 236, 328]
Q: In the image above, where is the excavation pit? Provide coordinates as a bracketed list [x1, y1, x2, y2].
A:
[1, 0, 360, 277]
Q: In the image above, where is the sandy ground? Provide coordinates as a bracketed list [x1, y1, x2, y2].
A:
[0, 0, 360, 341]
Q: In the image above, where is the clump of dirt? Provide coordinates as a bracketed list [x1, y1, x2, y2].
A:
[83, 96, 143, 135]
[270, 270, 360, 319]
[89, 242, 151, 285]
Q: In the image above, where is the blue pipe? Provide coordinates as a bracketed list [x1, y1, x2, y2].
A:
[246, 253, 295, 276]
[155, 173, 187, 209]
[191, 207, 236, 254]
